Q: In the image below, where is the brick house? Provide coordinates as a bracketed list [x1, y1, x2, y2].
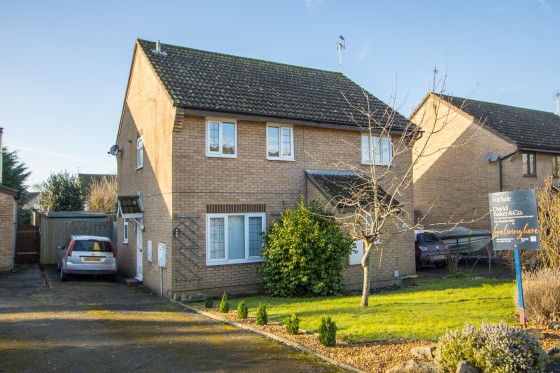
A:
[115, 39, 416, 298]
[0, 186, 19, 272]
[411, 93, 560, 230]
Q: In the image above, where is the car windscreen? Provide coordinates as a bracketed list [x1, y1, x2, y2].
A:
[73, 240, 112, 252]
[417, 233, 440, 244]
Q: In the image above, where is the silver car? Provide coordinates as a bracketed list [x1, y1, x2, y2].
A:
[57, 235, 117, 281]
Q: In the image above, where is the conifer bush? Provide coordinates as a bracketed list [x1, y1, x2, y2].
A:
[255, 303, 268, 325]
[318, 316, 337, 347]
[219, 292, 229, 313]
[204, 295, 213, 308]
[285, 314, 300, 335]
[237, 300, 248, 319]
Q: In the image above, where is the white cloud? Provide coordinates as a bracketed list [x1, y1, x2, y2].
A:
[305, 0, 324, 10]
[8, 145, 96, 166]
[353, 43, 372, 67]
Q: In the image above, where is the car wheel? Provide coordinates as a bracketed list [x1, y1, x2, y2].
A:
[435, 262, 448, 268]
[60, 269, 68, 281]
[415, 258, 422, 271]
[109, 274, 117, 282]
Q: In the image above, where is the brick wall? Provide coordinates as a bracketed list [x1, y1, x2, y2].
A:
[0, 193, 16, 272]
[412, 95, 552, 231]
[116, 43, 176, 295]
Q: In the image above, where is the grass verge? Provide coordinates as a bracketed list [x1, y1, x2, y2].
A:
[201, 277, 516, 342]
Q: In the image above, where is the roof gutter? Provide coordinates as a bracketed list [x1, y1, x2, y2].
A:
[499, 150, 519, 192]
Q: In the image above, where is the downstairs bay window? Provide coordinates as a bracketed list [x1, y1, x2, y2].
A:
[206, 213, 266, 265]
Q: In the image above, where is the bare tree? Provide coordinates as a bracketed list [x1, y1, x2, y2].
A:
[319, 79, 478, 306]
[87, 175, 117, 212]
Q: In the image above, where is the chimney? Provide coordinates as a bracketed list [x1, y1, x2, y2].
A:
[0, 127, 3, 185]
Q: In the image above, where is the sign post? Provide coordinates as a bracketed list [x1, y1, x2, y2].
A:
[488, 189, 540, 328]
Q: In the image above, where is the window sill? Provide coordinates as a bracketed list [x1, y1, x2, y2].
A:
[523, 174, 537, 178]
[361, 162, 392, 167]
[206, 258, 264, 266]
[136, 166, 143, 171]
[205, 153, 238, 159]
[267, 157, 295, 162]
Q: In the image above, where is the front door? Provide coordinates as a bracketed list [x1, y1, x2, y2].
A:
[136, 220, 143, 281]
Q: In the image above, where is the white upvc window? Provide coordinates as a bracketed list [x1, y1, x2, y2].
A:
[361, 134, 393, 165]
[206, 119, 237, 158]
[267, 124, 294, 160]
[206, 213, 266, 266]
[136, 137, 144, 169]
[123, 218, 129, 244]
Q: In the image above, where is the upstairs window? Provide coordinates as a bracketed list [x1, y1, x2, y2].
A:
[267, 125, 294, 160]
[553, 156, 560, 177]
[523, 152, 536, 176]
[206, 119, 237, 157]
[361, 134, 392, 165]
[136, 137, 144, 169]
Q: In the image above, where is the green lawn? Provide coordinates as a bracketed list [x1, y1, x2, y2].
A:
[212, 277, 517, 342]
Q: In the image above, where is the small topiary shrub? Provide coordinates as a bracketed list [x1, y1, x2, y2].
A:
[258, 198, 353, 296]
[255, 303, 268, 325]
[285, 313, 300, 335]
[436, 321, 549, 372]
[318, 316, 337, 347]
[204, 295, 213, 308]
[237, 300, 248, 319]
[516, 268, 560, 325]
[219, 292, 229, 313]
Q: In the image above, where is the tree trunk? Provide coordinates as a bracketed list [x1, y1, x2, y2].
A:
[361, 242, 373, 306]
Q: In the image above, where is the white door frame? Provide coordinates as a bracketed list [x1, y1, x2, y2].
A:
[136, 219, 143, 281]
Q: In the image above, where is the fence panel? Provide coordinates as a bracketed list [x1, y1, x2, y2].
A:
[39, 217, 113, 264]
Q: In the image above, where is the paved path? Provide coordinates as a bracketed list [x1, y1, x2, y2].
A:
[0, 265, 340, 373]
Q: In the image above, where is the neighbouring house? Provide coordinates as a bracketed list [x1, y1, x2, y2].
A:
[115, 39, 416, 298]
[411, 93, 560, 230]
[0, 185, 19, 272]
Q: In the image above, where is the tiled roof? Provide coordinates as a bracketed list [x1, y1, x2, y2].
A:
[442, 94, 560, 151]
[305, 170, 399, 209]
[137, 39, 412, 132]
[0, 185, 20, 198]
[118, 196, 143, 215]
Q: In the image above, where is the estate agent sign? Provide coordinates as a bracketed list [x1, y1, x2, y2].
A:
[488, 189, 540, 251]
[488, 189, 540, 328]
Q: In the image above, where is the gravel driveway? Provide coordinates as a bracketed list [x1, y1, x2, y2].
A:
[0, 265, 340, 373]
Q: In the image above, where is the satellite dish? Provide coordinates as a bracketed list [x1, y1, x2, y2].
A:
[108, 144, 122, 156]
[484, 152, 499, 162]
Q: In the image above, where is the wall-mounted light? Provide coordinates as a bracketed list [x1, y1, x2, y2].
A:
[173, 228, 181, 238]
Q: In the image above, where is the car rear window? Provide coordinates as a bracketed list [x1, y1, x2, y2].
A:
[417, 233, 440, 244]
[73, 240, 112, 252]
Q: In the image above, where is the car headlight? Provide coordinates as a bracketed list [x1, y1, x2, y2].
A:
[418, 246, 429, 252]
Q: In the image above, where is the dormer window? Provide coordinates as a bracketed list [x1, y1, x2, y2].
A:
[206, 119, 237, 158]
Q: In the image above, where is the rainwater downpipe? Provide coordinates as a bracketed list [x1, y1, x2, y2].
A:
[498, 150, 518, 192]
[11, 201, 18, 273]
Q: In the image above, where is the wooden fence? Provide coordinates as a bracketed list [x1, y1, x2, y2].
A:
[36, 214, 115, 264]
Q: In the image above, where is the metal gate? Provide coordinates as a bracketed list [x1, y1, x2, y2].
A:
[15, 225, 40, 263]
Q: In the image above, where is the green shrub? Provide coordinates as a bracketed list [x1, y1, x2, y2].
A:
[219, 292, 229, 313]
[237, 300, 248, 319]
[255, 303, 268, 325]
[436, 322, 549, 372]
[318, 316, 337, 347]
[516, 268, 560, 325]
[258, 198, 353, 296]
[285, 313, 300, 335]
[204, 295, 213, 308]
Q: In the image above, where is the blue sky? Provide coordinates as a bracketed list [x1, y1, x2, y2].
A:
[0, 0, 558, 186]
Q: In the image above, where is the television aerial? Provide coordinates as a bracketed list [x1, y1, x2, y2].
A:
[337, 35, 345, 72]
